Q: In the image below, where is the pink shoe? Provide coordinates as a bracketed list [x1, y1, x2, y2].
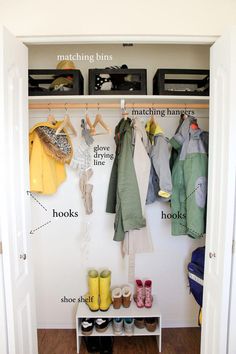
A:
[134, 280, 144, 308]
[144, 280, 153, 308]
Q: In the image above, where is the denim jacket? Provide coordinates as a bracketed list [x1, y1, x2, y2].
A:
[146, 120, 172, 204]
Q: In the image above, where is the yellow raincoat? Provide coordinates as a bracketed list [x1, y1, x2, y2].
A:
[29, 121, 72, 195]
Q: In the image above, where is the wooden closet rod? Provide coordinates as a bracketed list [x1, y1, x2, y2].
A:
[29, 103, 209, 110]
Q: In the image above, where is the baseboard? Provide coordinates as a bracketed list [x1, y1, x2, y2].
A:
[37, 324, 76, 329]
[162, 320, 199, 328]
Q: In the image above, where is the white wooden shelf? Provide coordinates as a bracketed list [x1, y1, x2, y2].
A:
[29, 94, 209, 104]
[77, 321, 161, 337]
[75, 295, 162, 353]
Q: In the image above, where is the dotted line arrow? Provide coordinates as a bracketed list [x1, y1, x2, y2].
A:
[184, 184, 201, 202]
[30, 220, 52, 235]
[26, 191, 47, 212]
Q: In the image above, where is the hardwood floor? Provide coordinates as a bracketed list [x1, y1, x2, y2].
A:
[38, 328, 201, 354]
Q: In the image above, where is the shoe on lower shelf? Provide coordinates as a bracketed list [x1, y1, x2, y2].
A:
[81, 318, 94, 335]
[124, 318, 134, 336]
[112, 318, 123, 335]
[145, 317, 157, 332]
[134, 317, 145, 329]
[99, 336, 114, 354]
[95, 318, 110, 333]
[83, 337, 100, 353]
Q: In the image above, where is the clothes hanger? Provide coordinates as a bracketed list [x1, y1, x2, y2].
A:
[55, 105, 77, 136]
[149, 103, 157, 131]
[120, 98, 129, 120]
[47, 104, 57, 125]
[181, 104, 188, 120]
[182, 104, 199, 130]
[84, 104, 96, 135]
[122, 108, 129, 120]
[90, 104, 111, 135]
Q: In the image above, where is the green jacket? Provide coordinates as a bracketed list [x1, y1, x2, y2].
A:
[106, 118, 146, 241]
[170, 117, 208, 238]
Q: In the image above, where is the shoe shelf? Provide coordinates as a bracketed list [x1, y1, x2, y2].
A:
[77, 321, 161, 336]
[76, 295, 162, 353]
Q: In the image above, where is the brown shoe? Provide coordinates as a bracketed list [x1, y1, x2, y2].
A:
[134, 318, 145, 329]
[145, 318, 157, 332]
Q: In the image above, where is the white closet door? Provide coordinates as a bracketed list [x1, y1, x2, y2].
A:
[201, 27, 236, 354]
[0, 27, 38, 354]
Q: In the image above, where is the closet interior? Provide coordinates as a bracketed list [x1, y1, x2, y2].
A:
[28, 43, 210, 353]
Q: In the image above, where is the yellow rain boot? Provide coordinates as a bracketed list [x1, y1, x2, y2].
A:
[85, 269, 99, 311]
[99, 269, 112, 311]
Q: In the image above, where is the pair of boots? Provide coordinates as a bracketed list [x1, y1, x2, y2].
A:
[85, 269, 112, 311]
[134, 279, 153, 308]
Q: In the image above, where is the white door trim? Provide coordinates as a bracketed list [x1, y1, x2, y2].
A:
[19, 34, 218, 45]
[0, 26, 38, 354]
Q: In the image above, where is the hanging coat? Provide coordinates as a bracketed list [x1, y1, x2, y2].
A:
[123, 117, 153, 255]
[145, 120, 172, 204]
[29, 121, 72, 195]
[106, 118, 146, 242]
[170, 117, 208, 238]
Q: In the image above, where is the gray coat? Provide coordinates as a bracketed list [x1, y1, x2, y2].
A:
[146, 132, 172, 204]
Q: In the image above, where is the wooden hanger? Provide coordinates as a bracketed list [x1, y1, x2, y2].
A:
[85, 108, 96, 135]
[55, 108, 77, 136]
[47, 105, 56, 125]
[149, 104, 157, 131]
[91, 112, 111, 136]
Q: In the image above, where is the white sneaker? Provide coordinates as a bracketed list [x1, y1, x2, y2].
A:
[124, 318, 134, 336]
[112, 318, 123, 335]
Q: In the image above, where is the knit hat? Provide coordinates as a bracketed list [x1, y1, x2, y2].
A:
[49, 77, 73, 90]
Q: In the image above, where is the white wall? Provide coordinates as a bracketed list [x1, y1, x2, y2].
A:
[0, 0, 236, 37]
[29, 44, 209, 328]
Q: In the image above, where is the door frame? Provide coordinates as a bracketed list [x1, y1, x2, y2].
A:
[19, 34, 218, 45]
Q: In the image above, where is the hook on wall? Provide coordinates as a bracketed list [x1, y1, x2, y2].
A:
[120, 99, 125, 111]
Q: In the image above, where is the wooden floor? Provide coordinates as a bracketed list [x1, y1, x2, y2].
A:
[38, 328, 201, 354]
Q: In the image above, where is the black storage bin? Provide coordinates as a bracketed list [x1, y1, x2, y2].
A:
[153, 69, 209, 96]
[28, 69, 84, 96]
[89, 68, 147, 95]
